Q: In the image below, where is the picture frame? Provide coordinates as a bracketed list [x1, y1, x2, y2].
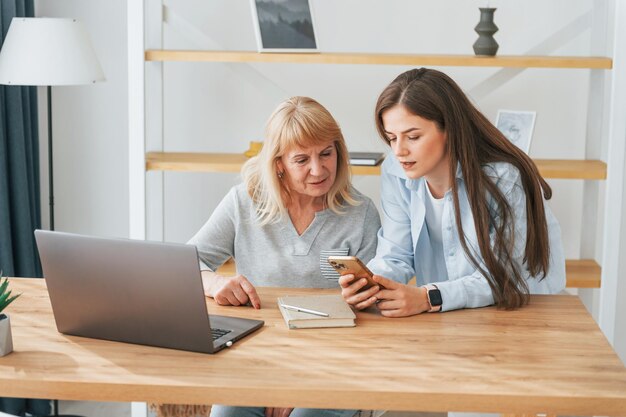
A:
[495, 110, 537, 154]
[250, 0, 318, 53]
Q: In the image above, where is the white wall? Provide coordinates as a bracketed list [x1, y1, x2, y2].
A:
[36, 0, 624, 359]
[35, 0, 128, 238]
[158, 0, 592, 256]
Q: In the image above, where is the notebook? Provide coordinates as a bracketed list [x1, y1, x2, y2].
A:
[278, 294, 356, 329]
[34, 230, 264, 354]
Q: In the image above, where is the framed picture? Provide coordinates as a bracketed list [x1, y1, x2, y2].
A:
[251, 0, 318, 52]
[495, 110, 537, 154]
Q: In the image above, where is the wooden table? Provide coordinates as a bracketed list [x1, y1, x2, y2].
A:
[1, 278, 625, 416]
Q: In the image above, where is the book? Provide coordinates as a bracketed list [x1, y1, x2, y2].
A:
[349, 152, 385, 166]
[277, 294, 356, 329]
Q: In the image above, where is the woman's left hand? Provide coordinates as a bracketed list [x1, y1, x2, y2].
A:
[371, 275, 431, 317]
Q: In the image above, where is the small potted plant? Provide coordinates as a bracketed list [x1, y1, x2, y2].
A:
[0, 274, 21, 356]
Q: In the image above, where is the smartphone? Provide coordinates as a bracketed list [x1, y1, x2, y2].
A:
[327, 256, 384, 291]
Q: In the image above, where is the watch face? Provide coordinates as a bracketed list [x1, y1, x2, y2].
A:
[429, 289, 443, 306]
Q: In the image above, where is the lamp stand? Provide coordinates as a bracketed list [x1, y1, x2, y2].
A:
[47, 85, 54, 231]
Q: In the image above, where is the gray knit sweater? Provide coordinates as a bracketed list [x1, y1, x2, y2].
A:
[188, 183, 381, 288]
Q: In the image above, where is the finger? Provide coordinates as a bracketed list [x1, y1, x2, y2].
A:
[346, 283, 379, 305]
[375, 282, 410, 300]
[372, 274, 400, 289]
[213, 294, 230, 306]
[239, 279, 261, 309]
[281, 408, 294, 417]
[354, 295, 378, 310]
[349, 277, 371, 293]
[376, 298, 404, 311]
[376, 288, 400, 301]
[342, 280, 372, 305]
[362, 282, 381, 298]
[223, 291, 241, 306]
[341, 277, 365, 299]
[231, 285, 250, 306]
[338, 274, 356, 288]
[379, 308, 404, 318]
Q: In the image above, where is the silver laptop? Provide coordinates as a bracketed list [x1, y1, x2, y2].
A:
[34, 230, 264, 354]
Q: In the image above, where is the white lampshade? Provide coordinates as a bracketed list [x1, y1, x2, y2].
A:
[0, 17, 105, 86]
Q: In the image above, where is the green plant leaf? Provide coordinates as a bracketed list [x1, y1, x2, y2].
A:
[0, 277, 21, 314]
[0, 278, 8, 296]
[0, 289, 12, 305]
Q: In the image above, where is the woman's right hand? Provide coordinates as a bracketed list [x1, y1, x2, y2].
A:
[202, 272, 261, 309]
[338, 273, 380, 310]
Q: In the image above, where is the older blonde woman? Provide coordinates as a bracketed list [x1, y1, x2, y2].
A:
[188, 97, 380, 417]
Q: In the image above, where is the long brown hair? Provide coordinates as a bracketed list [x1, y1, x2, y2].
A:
[375, 68, 552, 309]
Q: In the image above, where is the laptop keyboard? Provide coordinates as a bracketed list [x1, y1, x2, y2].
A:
[211, 327, 232, 340]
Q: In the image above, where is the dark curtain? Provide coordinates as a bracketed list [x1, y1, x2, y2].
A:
[0, 0, 42, 279]
[0, 1, 50, 416]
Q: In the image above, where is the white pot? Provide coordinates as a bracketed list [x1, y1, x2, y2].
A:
[0, 313, 14, 356]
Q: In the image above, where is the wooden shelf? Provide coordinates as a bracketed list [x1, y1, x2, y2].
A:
[536, 159, 606, 180]
[147, 152, 246, 173]
[145, 50, 612, 69]
[216, 259, 600, 288]
[145, 152, 606, 180]
[145, 152, 381, 175]
[565, 259, 602, 288]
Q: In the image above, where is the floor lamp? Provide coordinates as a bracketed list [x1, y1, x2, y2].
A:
[0, 17, 105, 231]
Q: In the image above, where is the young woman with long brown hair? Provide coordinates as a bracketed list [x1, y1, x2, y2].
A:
[340, 68, 565, 316]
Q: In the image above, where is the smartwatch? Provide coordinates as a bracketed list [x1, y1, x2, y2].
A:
[424, 284, 442, 313]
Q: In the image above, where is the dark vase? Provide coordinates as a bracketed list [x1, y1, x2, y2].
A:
[473, 7, 499, 56]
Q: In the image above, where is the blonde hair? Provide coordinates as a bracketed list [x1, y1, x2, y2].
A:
[241, 96, 356, 225]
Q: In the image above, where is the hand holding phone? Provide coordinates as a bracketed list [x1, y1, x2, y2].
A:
[327, 256, 384, 291]
[328, 255, 384, 310]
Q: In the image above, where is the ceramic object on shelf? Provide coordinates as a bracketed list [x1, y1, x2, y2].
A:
[473, 7, 499, 56]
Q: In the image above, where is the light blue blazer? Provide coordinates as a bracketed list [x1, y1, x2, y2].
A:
[368, 153, 566, 311]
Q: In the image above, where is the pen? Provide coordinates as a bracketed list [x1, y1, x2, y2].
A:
[280, 304, 329, 317]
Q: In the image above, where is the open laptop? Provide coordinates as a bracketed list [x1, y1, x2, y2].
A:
[34, 230, 264, 354]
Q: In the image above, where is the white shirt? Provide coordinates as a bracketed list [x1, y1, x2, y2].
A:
[423, 181, 448, 283]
